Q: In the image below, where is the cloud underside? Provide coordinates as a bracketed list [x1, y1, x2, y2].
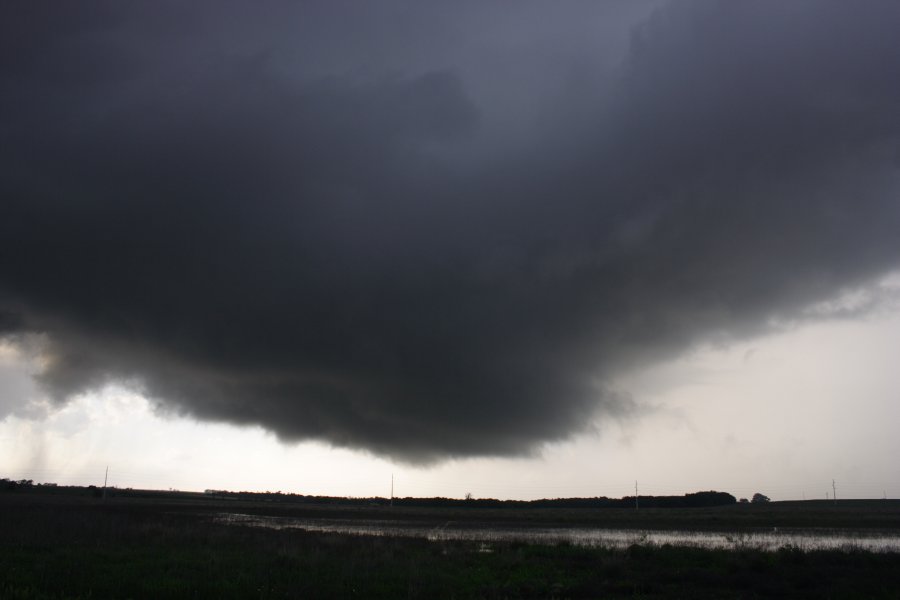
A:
[2, 0, 900, 462]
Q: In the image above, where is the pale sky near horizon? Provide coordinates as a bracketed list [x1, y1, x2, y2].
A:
[4, 286, 900, 501]
[3, 1, 900, 502]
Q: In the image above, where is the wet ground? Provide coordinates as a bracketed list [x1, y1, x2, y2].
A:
[217, 512, 900, 552]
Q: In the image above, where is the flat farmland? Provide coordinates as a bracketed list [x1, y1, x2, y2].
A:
[2, 490, 900, 598]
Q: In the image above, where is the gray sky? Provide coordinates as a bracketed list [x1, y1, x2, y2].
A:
[2, 1, 900, 496]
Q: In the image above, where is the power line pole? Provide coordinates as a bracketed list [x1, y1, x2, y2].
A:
[832, 479, 837, 505]
[390, 473, 394, 508]
[103, 466, 108, 501]
[635, 480, 639, 511]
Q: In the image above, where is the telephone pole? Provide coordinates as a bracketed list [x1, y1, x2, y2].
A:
[832, 479, 837, 505]
[390, 473, 394, 508]
[103, 466, 108, 501]
[635, 480, 639, 511]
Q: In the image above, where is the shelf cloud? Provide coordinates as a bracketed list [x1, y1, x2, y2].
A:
[2, 1, 899, 462]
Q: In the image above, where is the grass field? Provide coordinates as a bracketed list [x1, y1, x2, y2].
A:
[2, 491, 899, 598]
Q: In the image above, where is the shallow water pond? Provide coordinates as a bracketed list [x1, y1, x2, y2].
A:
[216, 512, 900, 552]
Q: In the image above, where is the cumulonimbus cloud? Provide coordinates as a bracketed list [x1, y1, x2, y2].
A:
[1, 0, 899, 462]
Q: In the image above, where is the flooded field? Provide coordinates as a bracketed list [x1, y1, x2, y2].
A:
[217, 512, 900, 553]
[6, 493, 900, 598]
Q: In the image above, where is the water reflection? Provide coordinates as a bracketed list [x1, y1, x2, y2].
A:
[216, 513, 900, 553]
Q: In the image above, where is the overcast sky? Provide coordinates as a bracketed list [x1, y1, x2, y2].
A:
[2, 1, 900, 500]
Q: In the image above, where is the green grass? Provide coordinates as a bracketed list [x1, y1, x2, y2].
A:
[2, 493, 899, 598]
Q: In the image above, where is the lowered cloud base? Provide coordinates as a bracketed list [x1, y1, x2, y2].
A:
[2, 1, 899, 463]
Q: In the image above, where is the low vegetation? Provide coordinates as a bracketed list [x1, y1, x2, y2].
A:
[2, 491, 899, 598]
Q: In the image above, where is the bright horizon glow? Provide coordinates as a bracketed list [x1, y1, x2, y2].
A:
[3, 305, 900, 502]
[4, 2, 900, 511]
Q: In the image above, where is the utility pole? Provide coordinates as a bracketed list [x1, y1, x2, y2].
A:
[390, 473, 394, 508]
[103, 466, 108, 501]
[635, 480, 639, 511]
[832, 479, 837, 505]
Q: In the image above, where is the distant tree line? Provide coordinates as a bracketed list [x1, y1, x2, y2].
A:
[197, 489, 737, 509]
[387, 491, 736, 509]
[1, 478, 34, 491]
[2, 478, 737, 508]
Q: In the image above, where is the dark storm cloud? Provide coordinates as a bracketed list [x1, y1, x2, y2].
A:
[2, 1, 900, 462]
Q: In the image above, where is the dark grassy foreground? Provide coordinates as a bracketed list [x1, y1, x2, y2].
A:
[2, 494, 899, 599]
